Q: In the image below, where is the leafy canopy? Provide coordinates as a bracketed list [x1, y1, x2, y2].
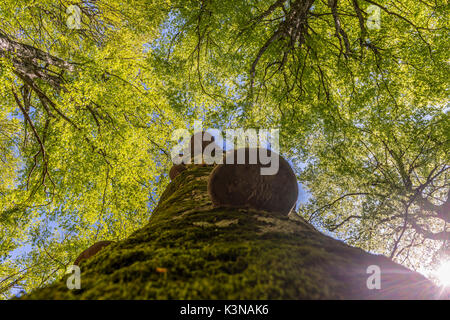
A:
[0, 0, 448, 297]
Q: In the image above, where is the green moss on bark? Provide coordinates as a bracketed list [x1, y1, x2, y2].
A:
[22, 165, 438, 299]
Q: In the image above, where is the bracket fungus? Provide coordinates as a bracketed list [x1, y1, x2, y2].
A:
[169, 163, 187, 180]
[207, 148, 298, 215]
[74, 240, 114, 266]
[167, 133, 298, 215]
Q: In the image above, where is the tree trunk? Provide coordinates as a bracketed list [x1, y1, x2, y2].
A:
[23, 165, 440, 299]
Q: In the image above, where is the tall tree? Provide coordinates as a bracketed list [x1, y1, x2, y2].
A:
[0, 0, 448, 298]
[21, 164, 440, 299]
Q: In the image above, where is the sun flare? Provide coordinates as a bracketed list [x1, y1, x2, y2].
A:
[435, 261, 450, 287]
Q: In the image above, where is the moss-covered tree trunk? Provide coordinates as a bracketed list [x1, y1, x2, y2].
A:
[24, 165, 438, 299]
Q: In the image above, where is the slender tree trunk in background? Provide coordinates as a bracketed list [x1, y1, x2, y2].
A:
[23, 165, 439, 299]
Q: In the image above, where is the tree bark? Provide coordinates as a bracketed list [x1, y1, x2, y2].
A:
[0, 31, 74, 91]
[23, 165, 441, 299]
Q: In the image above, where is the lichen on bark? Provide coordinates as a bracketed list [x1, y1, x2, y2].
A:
[22, 165, 438, 299]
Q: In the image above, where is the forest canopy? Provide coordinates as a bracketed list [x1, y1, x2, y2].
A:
[0, 0, 448, 298]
